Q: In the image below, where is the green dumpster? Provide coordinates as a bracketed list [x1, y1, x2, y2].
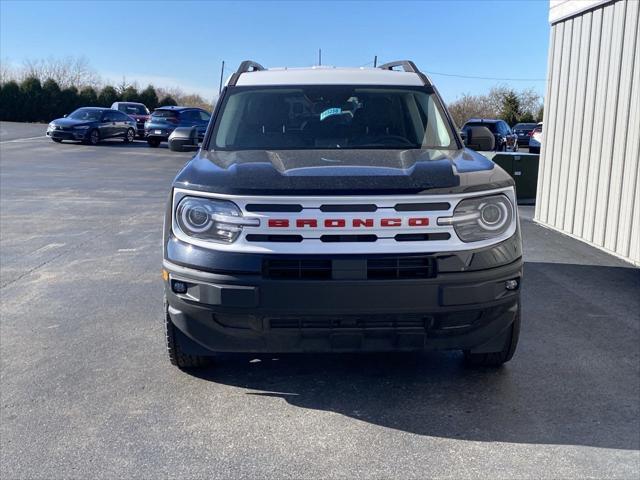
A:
[483, 152, 540, 204]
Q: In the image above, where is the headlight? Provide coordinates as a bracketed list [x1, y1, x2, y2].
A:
[73, 125, 90, 130]
[174, 196, 259, 244]
[48, 122, 55, 128]
[438, 194, 514, 242]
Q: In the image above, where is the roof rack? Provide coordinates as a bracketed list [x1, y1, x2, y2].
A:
[378, 60, 432, 86]
[378, 60, 419, 73]
[228, 60, 265, 86]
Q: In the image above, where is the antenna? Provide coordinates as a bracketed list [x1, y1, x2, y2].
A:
[373, 55, 377, 68]
[218, 60, 225, 94]
[318, 48, 322, 66]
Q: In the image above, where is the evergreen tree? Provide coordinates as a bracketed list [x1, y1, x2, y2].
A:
[42, 79, 62, 119]
[139, 85, 158, 110]
[121, 86, 139, 102]
[158, 96, 177, 107]
[98, 85, 118, 107]
[21, 77, 45, 122]
[500, 90, 521, 127]
[60, 86, 80, 116]
[0, 80, 21, 121]
[79, 86, 99, 106]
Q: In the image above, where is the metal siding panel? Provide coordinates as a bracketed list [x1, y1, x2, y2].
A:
[556, 15, 583, 229]
[565, 12, 592, 233]
[547, 20, 574, 227]
[629, 172, 640, 265]
[593, 2, 627, 247]
[617, 0, 640, 262]
[583, 3, 614, 243]
[573, 8, 603, 238]
[536, 23, 563, 224]
[606, 0, 638, 252]
[594, 0, 625, 247]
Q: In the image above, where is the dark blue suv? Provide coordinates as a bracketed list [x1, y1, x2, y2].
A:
[144, 106, 211, 147]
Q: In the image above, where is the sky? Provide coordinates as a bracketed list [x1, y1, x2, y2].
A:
[0, 0, 551, 103]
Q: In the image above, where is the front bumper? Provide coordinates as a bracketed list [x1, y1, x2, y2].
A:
[164, 256, 522, 354]
[47, 129, 87, 141]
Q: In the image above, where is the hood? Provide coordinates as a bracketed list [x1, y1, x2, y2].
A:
[53, 118, 94, 127]
[173, 148, 514, 196]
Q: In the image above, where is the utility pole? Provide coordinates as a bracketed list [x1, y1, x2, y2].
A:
[373, 55, 377, 68]
[318, 49, 322, 66]
[218, 60, 225, 94]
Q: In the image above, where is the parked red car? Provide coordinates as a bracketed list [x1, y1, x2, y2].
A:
[111, 102, 150, 139]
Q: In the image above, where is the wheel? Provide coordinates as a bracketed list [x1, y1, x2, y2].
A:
[51, 138, 62, 143]
[513, 143, 519, 152]
[85, 129, 100, 145]
[124, 128, 135, 143]
[529, 146, 539, 154]
[463, 307, 520, 367]
[147, 138, 161, 148]
[164, 297, 211, 369]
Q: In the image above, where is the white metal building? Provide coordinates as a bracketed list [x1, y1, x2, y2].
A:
[535, 0, 639, 265]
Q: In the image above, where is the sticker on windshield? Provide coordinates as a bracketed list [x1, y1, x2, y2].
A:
[320, 107, 342, 121]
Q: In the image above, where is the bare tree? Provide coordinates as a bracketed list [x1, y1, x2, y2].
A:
[0, 58, 15, 84]
[449, 85, 543, 127]
[21, 56, 100, 89]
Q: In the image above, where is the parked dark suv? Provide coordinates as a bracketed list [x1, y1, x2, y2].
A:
[512, 122, 538, 147]
[462, 119, 518, 151]
[144, 106, 211, 147]
[162, 60, 522, 370]
[111, 102, 150, 138]
[46, 107, 136, 145]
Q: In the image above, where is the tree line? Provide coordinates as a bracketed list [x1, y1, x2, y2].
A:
[0, 56, 213, 122]
[448, 86, 544, 128]
[0, 77, 181, 122]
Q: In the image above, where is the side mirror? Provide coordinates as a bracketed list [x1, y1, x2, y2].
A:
[464, 126, 496, 151]
[168, 127, 199, 152]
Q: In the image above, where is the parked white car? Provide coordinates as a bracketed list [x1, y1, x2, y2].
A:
[528, 122, 543, 154]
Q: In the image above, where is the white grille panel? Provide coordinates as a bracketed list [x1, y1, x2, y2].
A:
[171, 187, 517, 254]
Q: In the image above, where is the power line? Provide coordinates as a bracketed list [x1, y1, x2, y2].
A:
[358, 59, 547, 81]
[423, 70, 548, 82]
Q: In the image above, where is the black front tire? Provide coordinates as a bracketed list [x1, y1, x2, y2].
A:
[147, 138, 161, 148]
[529, 147, 540, 154]
[85, 129, 100, 145]
[124, 128, 135, 143]
[463, 308, 520, 367]
[51, 138, 62, 143]
[165, 298, 212, 369]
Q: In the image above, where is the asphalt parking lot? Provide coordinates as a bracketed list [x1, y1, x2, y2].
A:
[1, 122, 638, 479]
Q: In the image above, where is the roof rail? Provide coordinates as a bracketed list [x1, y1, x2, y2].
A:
[378, 60, 419, 73]
[378, 60, 432, 86]
[228, 60, 266, 86]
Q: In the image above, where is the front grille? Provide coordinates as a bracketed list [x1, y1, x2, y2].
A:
[367, 256, 436, 279]
[264, 258, 332, 280]
[269, 314, 431, 330]
[263, 255, 436, 280]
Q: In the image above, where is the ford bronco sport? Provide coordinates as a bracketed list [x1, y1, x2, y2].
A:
[162, 60, 522, 369]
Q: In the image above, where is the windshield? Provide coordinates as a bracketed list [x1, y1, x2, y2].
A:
[121, 104, 149, 115]
[68, 108, 102, 121]
[513, 123, 536, 130]
[211, 86, 455, 150]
